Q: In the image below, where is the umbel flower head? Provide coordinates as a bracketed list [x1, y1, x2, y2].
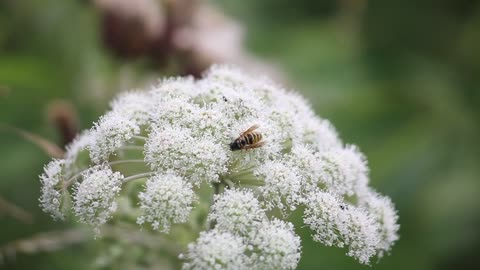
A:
[39, 65, 399, 269]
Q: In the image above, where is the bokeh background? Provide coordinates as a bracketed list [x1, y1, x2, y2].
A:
[1, 0, 479, 269]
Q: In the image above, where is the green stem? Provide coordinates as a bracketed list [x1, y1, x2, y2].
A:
[209, 181, 225, 230]
[228, 167, 256, 179]
[213, 182, 221, 195]
[230, 175, 264, 187]
[119, 145, 144, 151]
[131, 135, 147, 141]
[108, 159, 145, 166]
[122, 172, 155, 183]
[224, 178, 235, 188]
[63, 159, 149, 188]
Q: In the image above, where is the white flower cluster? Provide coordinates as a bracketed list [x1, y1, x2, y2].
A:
[302, 191, 380, 264]
[88, 112, 141, 163]
[73, 165, 123, 234]
[137, 173, 196, 232]
[208, 189, 266, 235]
[145, 125, 228, 185]
[359, 190, 400, 257]
[39, 159, 66, 220]
[254, 160, 303, 211]
[39, 65, 399, 268]
[183, 189, 301, 270]
[109, 90, 154, 125]
[181, 230, 249, 270]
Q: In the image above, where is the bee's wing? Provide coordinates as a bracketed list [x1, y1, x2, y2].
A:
[240, 124, 259, 136]
[244, 141, 266, 150]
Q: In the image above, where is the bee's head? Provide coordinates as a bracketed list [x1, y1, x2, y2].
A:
[230, 142, 240, 151]
[229, 142, 240, 151]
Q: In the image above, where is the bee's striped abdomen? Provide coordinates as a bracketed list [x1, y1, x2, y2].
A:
[245, 132, 262, 145]
[254, 132, 262, 143]
[246, 133, 254, 144]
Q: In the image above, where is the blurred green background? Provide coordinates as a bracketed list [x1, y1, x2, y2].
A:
[1, 0, 479, 269]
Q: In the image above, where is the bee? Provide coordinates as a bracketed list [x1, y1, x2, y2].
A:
[229, 124, 265, 151]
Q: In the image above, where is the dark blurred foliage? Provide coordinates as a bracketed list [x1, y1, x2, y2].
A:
[1, 0, 480, 269]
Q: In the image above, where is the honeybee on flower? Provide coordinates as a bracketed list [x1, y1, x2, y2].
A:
[229, 124, 265, 151]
